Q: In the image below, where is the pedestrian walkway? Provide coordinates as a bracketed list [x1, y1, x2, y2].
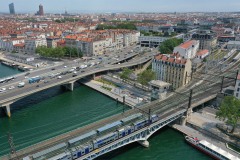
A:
[0, 55, 35, 69]
[80, 79, 139, 108]
[172, 124, 240, 158]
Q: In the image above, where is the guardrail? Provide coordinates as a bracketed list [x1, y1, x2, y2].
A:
[0, 58, 152, 104]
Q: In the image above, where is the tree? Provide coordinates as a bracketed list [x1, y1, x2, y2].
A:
[216, 96, 240, 133]
[137, 69, 156, 86]
[159, 38, 183, 54]
[120, 68, 133, 81]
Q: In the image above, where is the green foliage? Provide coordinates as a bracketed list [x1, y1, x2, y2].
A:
[137, 69, 156, 86]
[97, 23, 137, 30]
[36, 46, 82, 58]
[159, 38, 183, 54]
[120, 68, 133, 80]
[216, 96, 240, 132]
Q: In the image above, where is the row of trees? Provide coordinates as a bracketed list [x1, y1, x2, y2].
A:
[216, 96, 240, 133]
[159, 38, 183, 54]
[119, 68, 155, 87]
[36, 46, 83, 59]
[96, 23, 137, 30]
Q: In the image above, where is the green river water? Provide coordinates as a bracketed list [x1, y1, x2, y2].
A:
[0, 63, 211, 160]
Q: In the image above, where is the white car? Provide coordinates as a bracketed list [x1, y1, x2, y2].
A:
[9, 86, 15, 90]
[64, 66, 67, 68]
[57, 76, 62, 79]
[0, 88, 6, 92]
[73, 71, 77, 74]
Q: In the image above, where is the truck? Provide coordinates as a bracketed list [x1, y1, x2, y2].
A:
[29, 76, 41, 84]
[18, 82, 25, 88]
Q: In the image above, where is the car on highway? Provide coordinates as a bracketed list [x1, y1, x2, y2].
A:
[57, 76, 62, 79]
[0, 88, 6, 93]
[18, 82, 25, 88]
[44, 80, 49, 83]
[25, 72, 30, 76]
[8, 86, 15, 90]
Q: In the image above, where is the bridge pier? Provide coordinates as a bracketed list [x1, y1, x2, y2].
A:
[62, 81, 75, 91]
[138, 140, 149, 148]
[3, 104, 11, 118]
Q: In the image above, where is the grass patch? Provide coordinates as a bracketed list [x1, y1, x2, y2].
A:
[96, 78, 117, 87]
[227, 143, 240, 153]
[101, 86, 112, 91]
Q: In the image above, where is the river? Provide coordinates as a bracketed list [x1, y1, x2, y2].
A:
[0, 63, 210, 159]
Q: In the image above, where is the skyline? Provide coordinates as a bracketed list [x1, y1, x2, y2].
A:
[0, 0, 240, 13]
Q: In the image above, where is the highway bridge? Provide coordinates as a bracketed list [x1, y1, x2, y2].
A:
[1, 55, 238, 160]
[0, 56, 152, 117]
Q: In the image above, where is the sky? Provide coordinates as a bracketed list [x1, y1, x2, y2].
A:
[0, 0, 240, 13]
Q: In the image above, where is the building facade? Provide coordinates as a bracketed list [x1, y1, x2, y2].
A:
[25, 38, 47, 53]
[138, 36, 169, 47]
[173, 40, 199, 59]
[227, 41, 240, 50]
[9, 3, 15, 14]
[192, 30, 217, 50]
[152, 53, 192, 89]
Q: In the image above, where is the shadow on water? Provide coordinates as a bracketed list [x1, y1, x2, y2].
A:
[0, 83, 81, 117]
[96, 126, 170, 160]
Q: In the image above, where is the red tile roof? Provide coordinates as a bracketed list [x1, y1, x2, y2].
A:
[179, 40, 195, 49]
[197, 49, 209, 56]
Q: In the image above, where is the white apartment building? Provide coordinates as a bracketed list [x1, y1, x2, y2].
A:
[77, 37, 113, 56]
[25, 38, 47, 53]
[173, 40, 199, 59]
[152, 53, 192, 89]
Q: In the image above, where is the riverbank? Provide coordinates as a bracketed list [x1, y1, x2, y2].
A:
[0, 54, 35, 70]
[80, 79, 140, 108]
[171, 107, 240, 158]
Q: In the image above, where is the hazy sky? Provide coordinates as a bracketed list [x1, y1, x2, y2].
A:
[1, 0, 240, 13]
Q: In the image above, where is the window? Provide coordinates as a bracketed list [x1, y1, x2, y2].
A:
[236, 93, 239, 97]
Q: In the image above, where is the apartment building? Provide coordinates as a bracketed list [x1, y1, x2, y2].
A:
[25, 38, 47, 53]
[173, 40, 199, 59]
[152, 53, 192, 89]
[46, 36, 60, 48]
[192, 30, 217, 50]
[0, 38, 25, 52]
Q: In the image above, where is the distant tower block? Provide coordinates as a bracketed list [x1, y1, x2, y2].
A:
[39, 4, 44, 16]
[9, 3, 15, 14]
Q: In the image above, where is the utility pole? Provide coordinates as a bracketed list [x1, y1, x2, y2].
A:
[220, 76, 224, 93]
[122, 96, 125, 113]
[235, 70, 239, 86]
[8, 132, 19, 160]
[187, 89, 193, 110]
[148, 109, 151, 122]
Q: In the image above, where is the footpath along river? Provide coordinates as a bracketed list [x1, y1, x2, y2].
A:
[0, 63, 210, 159]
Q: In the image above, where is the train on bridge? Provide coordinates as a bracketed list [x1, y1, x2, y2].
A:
[23, 112, 162, 160]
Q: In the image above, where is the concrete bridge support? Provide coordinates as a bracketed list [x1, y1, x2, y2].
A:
[2, 103, 12, 118]
[138, 140, 149, 148]
[62, 81, 75, 91]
